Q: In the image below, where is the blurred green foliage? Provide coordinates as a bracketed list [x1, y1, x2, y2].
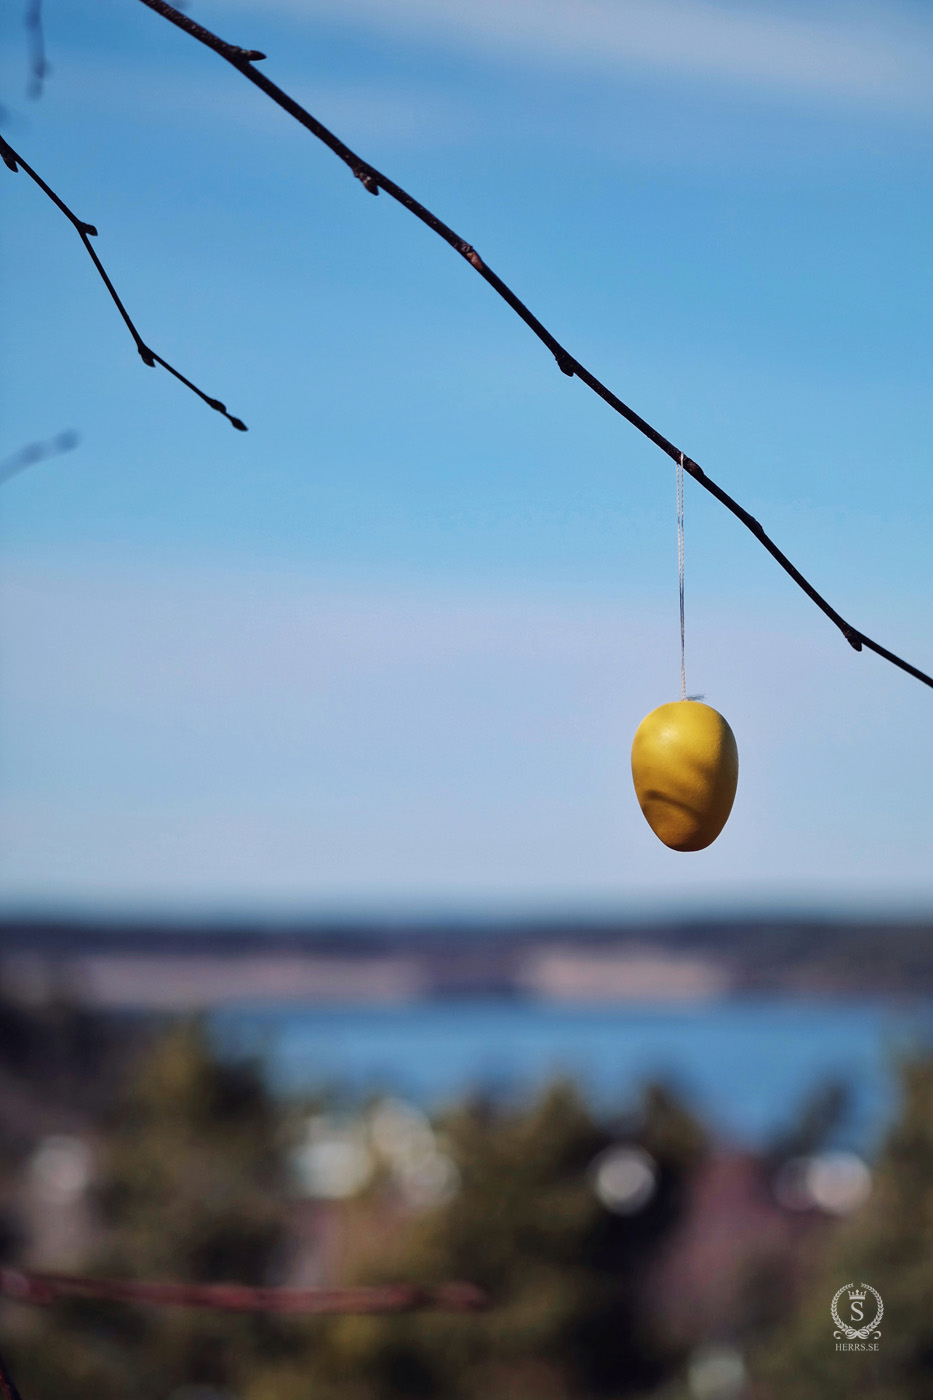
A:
[752, 1058, 933, 1399]
[6, 1023, 299, 1400]
[3, 1022, 706, 1400]
[309, 1080, 705, 1400]
[8, 1013, 933, 1400]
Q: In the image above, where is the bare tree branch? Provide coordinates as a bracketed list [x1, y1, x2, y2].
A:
[0, 429, 79, 486]
[0, 133, 247, 432]
[0, 1266, 485, 1316]
[132, 0, 930, 691]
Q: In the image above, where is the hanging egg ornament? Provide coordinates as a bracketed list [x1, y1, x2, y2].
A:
[631, 700, 738, 851]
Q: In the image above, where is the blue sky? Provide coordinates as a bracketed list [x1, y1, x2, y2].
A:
[1, 0, 931, 917]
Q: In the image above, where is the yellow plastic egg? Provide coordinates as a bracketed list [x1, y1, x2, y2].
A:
[631, 700, 738, 851]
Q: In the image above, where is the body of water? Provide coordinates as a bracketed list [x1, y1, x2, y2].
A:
[212, 997, 933, 1151]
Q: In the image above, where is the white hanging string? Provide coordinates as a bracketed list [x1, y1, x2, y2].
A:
[677, 452, 686, 701]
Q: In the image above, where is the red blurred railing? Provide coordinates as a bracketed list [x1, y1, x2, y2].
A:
[0, 1267, 485, 1315]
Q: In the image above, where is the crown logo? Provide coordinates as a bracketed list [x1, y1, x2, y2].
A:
[848, 1289, 867, 1302]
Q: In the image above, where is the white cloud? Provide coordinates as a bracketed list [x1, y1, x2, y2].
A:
[230, 0, 933, 110]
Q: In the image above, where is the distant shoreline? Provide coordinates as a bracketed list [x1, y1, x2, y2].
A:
[3, 914, 933, 1008]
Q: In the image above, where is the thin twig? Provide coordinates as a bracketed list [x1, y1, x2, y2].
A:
[131, 0, 932, 691]
[0, 430, 79, 486]
[0, 1267, 485, 1316]
[24, 0, 49, 99]
[0, 133, 247, 432]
